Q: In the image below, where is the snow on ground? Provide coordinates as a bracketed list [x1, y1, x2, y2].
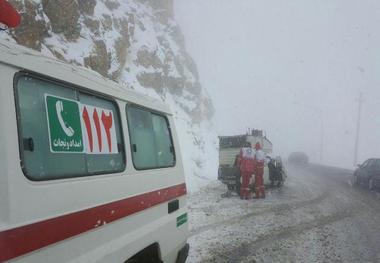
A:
[186, 169, 319, 262]
[186, 165, 380, 263]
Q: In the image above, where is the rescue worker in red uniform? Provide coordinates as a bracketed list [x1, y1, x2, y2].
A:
[254, 142, 266, 198]
[238, 142, 255, 199]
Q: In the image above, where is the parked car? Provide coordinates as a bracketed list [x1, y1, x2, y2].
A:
[288, 152, 309, 166]
[353, 158, 380, 190]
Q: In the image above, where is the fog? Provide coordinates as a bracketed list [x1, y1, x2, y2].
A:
[174, 0, 380, 168]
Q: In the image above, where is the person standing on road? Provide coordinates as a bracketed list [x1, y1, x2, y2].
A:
[254, 142, 266, 198]
[238, 142, 255, 199]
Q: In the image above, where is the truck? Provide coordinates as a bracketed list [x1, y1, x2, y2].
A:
[218, 129, 282, 194]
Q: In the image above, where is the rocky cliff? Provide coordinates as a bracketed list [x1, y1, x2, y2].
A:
[1, 0, 217, 191]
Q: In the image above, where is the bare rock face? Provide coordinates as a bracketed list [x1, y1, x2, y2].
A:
[132, 10, 214, 122]
[101, 14, 113, 31]
[104, 0, 120, 10]
[136, 47, 164, 69]
[84, 40, 111, 77]
[9, 0, 48, 50]
[111, 36, 129, 80]
[79, 0, 97, 16]
[137, 72, 165, 94]
[42, 0, 81, 41]
[138, 0, 174, 22]
[83, 18, 100, 33]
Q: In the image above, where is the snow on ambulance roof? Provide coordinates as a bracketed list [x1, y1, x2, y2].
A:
[0, 40, 171, 115]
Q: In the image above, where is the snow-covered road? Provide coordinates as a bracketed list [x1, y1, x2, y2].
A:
[187, 165, 380, 263]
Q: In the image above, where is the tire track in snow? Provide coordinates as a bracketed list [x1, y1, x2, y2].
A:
[208, 209, 353, 263]
[190, 191, 328, 237]
[189, 166, 380, 263]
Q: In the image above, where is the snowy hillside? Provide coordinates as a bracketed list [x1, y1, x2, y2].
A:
[1, 0, 218, 191]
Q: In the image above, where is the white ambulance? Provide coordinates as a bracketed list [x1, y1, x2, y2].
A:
[0, 40, 189, 263]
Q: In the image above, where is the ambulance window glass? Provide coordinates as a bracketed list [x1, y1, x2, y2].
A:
[16, 76, 86, 180]
[151, 114, 175, 167]
[15, 75, 125, 180]
[126, 106, 175, 169]
[79, 93, 125, 174]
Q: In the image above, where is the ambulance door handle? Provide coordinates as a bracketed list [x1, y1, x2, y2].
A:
[23, 137, 34, 152]
[168, 199, 179, 214]
[132, 144, 137, 152]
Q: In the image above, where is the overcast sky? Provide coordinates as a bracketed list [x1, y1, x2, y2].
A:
[174, 0, 380, 168]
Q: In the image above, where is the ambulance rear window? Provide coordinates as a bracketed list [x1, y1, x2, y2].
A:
[126, 106, 175, 170]
[15, 74, 126, 180]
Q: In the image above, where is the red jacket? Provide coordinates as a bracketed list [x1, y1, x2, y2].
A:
[239, 147, 255, 173]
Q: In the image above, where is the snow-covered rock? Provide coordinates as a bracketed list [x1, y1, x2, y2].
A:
[1, 0, 218, 192]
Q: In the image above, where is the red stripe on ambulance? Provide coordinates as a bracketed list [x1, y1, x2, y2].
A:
[0, 183, 187, 262]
